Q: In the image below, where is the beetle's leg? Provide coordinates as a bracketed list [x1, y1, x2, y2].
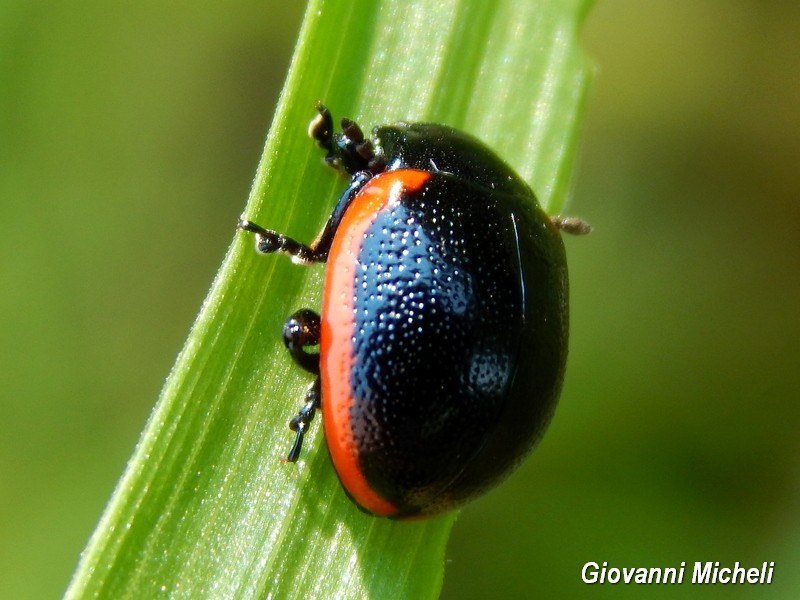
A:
[237, 219, 325, 264]
[238, 170, 373, 263]
[282, 310, 322, 462]
[307, 170, 372, 258]
[283, 309, 321, 374]
[285, 378, 321, 463]
[551, 215, 592, 236]
[308, 102, 384, 176]
[308, 102, 335, 153]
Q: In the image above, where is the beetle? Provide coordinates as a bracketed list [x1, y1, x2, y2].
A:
[238, 103, 589, 518]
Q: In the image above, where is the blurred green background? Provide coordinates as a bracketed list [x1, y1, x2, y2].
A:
[1, 1, 798, 598]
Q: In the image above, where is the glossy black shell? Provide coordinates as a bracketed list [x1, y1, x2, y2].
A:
[348, 123, 569, 515]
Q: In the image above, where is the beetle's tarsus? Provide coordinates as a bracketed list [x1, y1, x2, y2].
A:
[551, 215, 592, 235]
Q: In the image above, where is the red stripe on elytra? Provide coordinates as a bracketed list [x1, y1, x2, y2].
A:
[320, 169, 429, 516]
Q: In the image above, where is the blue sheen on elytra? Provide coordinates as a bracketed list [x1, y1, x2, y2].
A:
[347, 175, 522, 510]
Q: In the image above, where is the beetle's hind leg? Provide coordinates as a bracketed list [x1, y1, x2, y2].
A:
[283, 309, 321, 374]
[282, 309, 322, 462]
[285, 377, 321, 463]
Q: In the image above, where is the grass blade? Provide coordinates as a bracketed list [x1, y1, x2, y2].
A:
[66, 1, 592, 598]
